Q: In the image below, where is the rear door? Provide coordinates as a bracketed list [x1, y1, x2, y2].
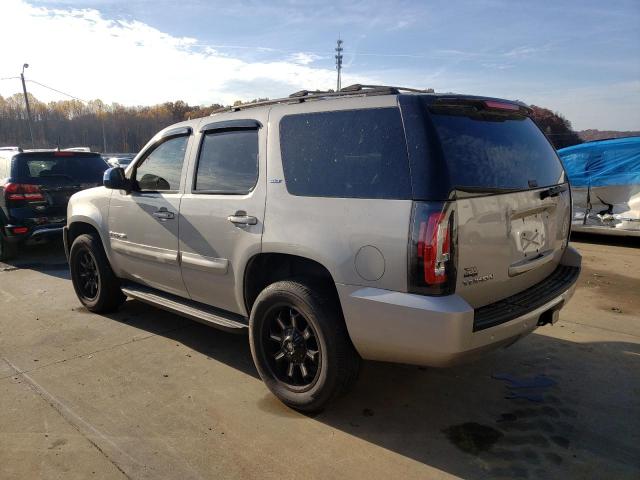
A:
[178, 118, 266, 315]
[107, 129, 191, 297]
[423, 99, 570, 308]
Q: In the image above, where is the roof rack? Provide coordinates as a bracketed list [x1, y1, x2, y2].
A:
[213, 84, 434, 114]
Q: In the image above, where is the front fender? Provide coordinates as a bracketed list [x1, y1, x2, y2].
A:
[67, 187, 114, 265]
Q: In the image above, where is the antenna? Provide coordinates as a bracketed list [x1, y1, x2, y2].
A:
[335, 38, 343, 91]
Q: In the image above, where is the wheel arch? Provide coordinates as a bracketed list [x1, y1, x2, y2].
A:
[66, 218, 112, 264]
[243, 253, 341, 316]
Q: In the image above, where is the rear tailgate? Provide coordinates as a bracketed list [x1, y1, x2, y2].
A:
[423, 97, 571, 308]
[8, 152, 106, 225]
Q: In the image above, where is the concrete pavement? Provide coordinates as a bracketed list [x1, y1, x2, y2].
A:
[1, 235, 638, 479]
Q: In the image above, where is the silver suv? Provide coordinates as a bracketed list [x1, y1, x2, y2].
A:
[65, 85, 581, 412]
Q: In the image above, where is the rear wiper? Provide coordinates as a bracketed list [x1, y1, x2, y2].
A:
[39, 173, 74, 180]
[453, 186, 521, 198]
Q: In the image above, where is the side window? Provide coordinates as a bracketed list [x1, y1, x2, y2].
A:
[135, 135, 189, 192]
[279, 108, 411, 199]
[194, 129, 258, 194]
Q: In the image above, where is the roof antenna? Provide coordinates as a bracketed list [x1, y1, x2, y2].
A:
[56, 136, 60, 151]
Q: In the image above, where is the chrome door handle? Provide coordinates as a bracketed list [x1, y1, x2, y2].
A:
[228, 211, 257, 226]
[153, 208, 175, 220]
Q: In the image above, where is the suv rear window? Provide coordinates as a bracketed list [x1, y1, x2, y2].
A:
[279, 108, 411, 199]
[15, 155, 107, 182]
[428, 112, 565, 192]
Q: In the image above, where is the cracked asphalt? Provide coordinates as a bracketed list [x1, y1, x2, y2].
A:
[1, 235, 639, 479]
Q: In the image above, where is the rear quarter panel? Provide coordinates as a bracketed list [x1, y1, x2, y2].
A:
[263, 97, 413, 291]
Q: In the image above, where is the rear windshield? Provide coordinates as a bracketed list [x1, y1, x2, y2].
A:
[279, 108, 411, 199]
[15, 155, 107, 182]
[429, 112, 565, 193]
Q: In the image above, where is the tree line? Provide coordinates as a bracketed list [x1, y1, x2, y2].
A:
[0, 93, 581, 152]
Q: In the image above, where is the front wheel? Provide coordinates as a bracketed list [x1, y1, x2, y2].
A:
[69, 233, 125, 312]
[249, 280, 360, 413]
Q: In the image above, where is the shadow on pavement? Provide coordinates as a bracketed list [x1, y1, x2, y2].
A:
[0, 238, 69, 279]
[102, 301, 640, 479]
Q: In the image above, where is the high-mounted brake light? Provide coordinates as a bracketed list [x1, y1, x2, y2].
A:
[54, 151, 74, 156]
[4, 183, 45, 201]
[483, 100, 520, 111]
[409, 202, 456, 295]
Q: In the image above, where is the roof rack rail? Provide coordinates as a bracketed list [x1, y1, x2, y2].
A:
[212, 84, 434, 114]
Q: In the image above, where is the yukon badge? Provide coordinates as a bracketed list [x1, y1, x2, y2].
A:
[463, 266, 494, 286]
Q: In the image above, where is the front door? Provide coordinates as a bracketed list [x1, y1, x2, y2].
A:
[108, 132, 191, 297]
[179, 120, 266, 315]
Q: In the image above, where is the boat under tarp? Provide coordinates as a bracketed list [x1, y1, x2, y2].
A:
[558, 136, 640, 236]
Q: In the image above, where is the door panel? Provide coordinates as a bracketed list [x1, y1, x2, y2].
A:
[108, 191, 187, 296]
[107, 131, 192, 297]
[179, 119, 267, 315]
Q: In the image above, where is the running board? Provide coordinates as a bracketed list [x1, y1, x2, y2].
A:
[121, 283, 248, 333]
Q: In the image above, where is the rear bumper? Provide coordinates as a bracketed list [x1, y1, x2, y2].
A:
[337, 245, 581, 367]
[3, 224, 65, 243]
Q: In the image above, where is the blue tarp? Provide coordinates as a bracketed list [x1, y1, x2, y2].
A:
[557, 136, 640, 188]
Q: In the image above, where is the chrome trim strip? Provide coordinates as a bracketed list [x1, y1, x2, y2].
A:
[180, 252, 229, 274]
[111, 238, 179, 265]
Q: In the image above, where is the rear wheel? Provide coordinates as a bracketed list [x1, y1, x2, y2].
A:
[0, 234, 18, 262]
[249, 280, 360, 413]
[69, 233, 125, 312]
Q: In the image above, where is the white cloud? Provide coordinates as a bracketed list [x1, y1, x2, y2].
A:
[289, 52, 323, 66]
[0, 0, 374, 106]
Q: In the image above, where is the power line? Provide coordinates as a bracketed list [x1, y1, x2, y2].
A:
[27, 79, 88, 103]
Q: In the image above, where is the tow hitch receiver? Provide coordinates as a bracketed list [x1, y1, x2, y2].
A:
[537, 301, 564, 326]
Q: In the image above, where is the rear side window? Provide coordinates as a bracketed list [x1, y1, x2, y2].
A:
[15, 155, 107, 182]
[279, 108, 411, 199]
[429, 113, 565, 192]
[195, 129, 258, 194]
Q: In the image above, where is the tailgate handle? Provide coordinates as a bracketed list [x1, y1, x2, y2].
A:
[509, 249, 555, 276]
[540, 184, 568, 200]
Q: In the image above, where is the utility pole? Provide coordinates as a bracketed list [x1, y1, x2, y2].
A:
[335, 38, 343, 91]
[20, 63, 35, 147]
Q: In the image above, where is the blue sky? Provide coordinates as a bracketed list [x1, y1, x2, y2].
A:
[1, 0, 639, 130]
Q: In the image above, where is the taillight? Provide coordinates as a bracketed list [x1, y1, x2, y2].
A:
[4, 183, 45, 202]
[409, 202, 456, 295]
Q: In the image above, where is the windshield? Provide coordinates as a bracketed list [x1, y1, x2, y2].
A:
[429, 112, 565, 193]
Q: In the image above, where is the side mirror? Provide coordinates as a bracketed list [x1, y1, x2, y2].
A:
[103, 167, 130, 191]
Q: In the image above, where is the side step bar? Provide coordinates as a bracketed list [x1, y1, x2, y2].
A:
[121, 283, 248, 333]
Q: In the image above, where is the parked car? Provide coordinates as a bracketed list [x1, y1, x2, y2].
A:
[65, 85, 581, 411]
[103, 153, 136, 168]
[0, 150, 108, 260]
[558, 136, 640, 236]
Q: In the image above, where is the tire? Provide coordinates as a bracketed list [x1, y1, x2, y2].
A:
[249, 280, 360, 413]
[69, 233, 125, 313]
[0, 234, 18, 262]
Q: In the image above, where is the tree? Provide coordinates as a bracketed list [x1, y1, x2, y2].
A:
[529, 105, 582, 149]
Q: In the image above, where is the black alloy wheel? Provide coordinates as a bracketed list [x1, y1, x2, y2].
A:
[265, 305, 321, 389]
[75, 250, 100, 300]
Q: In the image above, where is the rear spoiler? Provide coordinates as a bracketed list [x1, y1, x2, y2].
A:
[431, 97, 532, 116]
